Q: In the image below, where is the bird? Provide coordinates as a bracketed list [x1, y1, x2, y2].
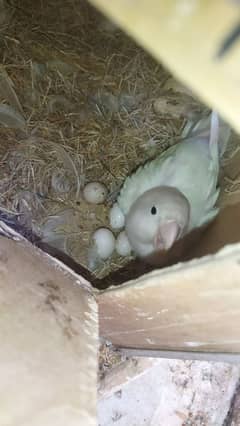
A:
[110, 111, 231, 258]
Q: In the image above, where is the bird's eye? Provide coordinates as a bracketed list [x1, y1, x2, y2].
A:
[151, 206, 157, 215]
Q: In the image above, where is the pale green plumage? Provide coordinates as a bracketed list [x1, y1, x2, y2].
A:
[117, 112, 231, 232]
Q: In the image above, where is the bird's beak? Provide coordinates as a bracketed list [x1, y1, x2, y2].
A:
[154, 221, 180, 251]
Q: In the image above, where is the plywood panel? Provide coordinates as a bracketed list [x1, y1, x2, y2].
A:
[0, 227, 97, 425]
[98, 244, 240, 353]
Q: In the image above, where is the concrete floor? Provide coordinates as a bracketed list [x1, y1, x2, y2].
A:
[98, 358, 240, 426]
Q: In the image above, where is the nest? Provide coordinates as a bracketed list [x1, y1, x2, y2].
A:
[0, 0, 235, 282]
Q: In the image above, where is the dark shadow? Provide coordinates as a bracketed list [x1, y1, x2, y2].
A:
[99, 221, 213, 289]
[2, 208, 236, 291]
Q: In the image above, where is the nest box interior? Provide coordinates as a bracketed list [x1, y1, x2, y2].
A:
[1, 0, 240, 355]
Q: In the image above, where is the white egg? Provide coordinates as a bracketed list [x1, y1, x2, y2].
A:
[83, 182, 108, 204]
[115, 231, 132, 257]
[92, 228, 115, 260]
[109, 203, 125, 229]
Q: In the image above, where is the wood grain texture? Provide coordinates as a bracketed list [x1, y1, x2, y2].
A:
[0, 235, 97, 426]
[88, 0, 240, 133]
[98, 243, 240, 353]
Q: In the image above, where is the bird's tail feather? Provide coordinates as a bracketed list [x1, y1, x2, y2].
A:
[182, 110, 231, 158]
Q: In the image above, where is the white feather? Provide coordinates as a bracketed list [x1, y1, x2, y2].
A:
[117, 111, 231, 232]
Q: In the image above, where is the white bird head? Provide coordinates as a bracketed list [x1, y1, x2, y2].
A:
[125, 186, 190, 257]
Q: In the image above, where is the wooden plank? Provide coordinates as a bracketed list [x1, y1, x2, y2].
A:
[88, 0, 240, 133]
[0, 227, 97, 425]
[98, 243, 240, 353]
[120, 348, 240, 363]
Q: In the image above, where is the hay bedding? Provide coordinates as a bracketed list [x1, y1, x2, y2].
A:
[0, 0, 221, 282]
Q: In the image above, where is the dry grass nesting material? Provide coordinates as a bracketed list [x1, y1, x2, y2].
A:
[98, 339, 126, 382]
[0, 0, 232, 280]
